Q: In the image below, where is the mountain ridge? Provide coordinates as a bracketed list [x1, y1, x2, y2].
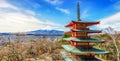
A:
[0, 29, 64, 35]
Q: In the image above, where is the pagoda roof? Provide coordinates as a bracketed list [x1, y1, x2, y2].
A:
[63, 38, 104, 43]
[71, 29, 101, 33]
[62, 45, 109, 54]
[65, 21, 100, 27]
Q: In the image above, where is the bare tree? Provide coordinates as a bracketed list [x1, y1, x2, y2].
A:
[106, 27, 120, 61]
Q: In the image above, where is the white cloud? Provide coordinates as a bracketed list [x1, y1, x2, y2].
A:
[45, 0, 63, 5]
[0, 0, 63, 32]
[25, 0, 41, 8]
[113, 1, 120, 10]
[24, 10, 36, 16]
[0, 11, 63, 32]
[0, 11, 43, 32]
[0, 0, 18, 10]
[81, 10, 89, 19]
[97, 12, 120, 31]
[56, 7, 70, 14]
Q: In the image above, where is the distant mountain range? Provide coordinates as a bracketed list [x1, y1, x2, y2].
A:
[27, 30, 64, 35]
[0, 30, 64, 35]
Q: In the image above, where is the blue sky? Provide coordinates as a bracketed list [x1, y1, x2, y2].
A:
[0, 0, 120, 32]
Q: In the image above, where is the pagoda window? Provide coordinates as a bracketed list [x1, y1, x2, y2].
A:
[70, 41, 74, 46]
[77, 43, 94, 47]
[75, 24, 87, 29]
[75, 32, 77, 36]
[72, 24, 77, 29]
[76, 32, 87, 36]
[77, 23, 85, 26]
[83, 24, 86, 26]
[72, 32, 88, 38]
[72, 32, 76, 37]
[73, 42, 77, 46]
[72, 24, 76, 29]
[72, 33, 74, 37]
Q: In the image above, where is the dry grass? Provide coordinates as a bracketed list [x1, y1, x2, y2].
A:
[0, 37, 64, 61]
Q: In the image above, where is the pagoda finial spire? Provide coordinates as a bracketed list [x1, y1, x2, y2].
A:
[77, 2, 81, 21]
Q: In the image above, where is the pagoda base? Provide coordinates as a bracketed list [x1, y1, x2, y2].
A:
[64, 57, 102, 61]
[79, 58, 102, 61]
[62, 50, 102, 61]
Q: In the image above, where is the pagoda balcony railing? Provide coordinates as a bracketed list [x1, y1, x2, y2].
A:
[70, 41, 94, 47]
[73, 28, 89, 30]
[71, 36, 90, 38]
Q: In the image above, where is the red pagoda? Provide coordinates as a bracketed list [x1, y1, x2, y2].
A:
[62, 2, 109, 61]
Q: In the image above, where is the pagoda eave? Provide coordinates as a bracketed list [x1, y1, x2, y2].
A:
[65, 21, 100, 27]
[63, 38, 105, 43]
[62, 45, 109, 55]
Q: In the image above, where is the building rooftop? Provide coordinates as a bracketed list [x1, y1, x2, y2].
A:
[65, 21, 100, 27]
[63, 37, 105, 43]
[62, 45, 109, 54]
